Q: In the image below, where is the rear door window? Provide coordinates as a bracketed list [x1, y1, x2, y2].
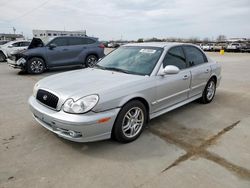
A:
[183, 46, 207, 66]
[163, 46, 187, 69]
[68, 38, 83, 46]
[82, 38, 96, 44]
[51, 38, 68, 46]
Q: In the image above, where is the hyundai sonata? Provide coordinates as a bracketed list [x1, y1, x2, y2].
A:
[29, 42, 221, 143]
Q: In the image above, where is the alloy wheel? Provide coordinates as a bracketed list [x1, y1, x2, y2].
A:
[206, 81, 215, 100]
[86, 56, 97, 67]
[30, 60, 44, 73]
[122, 107, 144, 138]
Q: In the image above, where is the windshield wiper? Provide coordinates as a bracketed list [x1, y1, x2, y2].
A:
[104, 67, 132, 74]
[94, 65, 140, 75]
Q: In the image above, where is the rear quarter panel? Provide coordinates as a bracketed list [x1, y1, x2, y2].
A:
[79, 44, 104, 62]
[210, 61, 222, 87]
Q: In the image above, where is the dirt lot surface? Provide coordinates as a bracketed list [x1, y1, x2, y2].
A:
[0, 51, 250, 188]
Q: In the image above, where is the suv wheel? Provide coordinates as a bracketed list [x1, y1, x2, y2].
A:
[0, 51, 6, 62]
[85, 55, 98, 68]
[200, 78, 216, 104]
[112, 100, 147, 143]
[27, 57, 45, 74]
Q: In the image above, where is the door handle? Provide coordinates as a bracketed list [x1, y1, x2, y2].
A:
[183, 75, 189, 80]
[62, 49, 68, 51]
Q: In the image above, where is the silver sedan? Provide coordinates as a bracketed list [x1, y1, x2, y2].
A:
[29, 42, 221, 143]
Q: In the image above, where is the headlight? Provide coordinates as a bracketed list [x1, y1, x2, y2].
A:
[33, 83, 39, 97]
[16, 57, 26, 65]
[63, 95, 99, 114]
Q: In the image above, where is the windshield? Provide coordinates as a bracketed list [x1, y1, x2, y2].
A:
[96, 46, 163, 76]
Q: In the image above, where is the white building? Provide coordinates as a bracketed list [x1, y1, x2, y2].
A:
[32, 29, 86, 40]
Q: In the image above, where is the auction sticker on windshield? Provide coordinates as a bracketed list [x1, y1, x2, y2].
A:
[139, 49, 156, 54]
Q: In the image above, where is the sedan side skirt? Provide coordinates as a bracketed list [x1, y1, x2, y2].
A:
[150, 93, 202, 119]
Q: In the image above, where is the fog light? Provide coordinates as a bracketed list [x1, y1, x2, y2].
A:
[56, 128, 82, 138]
[68, 130, 82, 138]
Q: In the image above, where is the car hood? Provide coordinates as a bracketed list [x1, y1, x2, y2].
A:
[37, 68, 147, 103]
[28, 37, 44, 49]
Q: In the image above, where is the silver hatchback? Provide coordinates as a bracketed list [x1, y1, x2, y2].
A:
[29, 42, 221, 143]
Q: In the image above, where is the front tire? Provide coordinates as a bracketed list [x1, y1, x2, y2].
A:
[27, 57, 45, 74]
[112, 100, 147, 143]
[200, 78, 216, 104]
[85, 55, 98, 68]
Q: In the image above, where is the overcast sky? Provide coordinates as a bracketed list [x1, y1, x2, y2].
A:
[0, 0, 250, 40]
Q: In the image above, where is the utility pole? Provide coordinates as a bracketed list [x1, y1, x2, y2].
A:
[13, 27, 16, 34]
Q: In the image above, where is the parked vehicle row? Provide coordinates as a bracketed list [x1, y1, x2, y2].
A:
[200, 42, 250, 52]
[7, 36, 105, 74]
[28, 42, 221, 143]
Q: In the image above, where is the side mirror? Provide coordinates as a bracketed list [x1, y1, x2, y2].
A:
[48, 43, 56, 49]
[159, 65, 180, 75]
[8, 45, 13, 48]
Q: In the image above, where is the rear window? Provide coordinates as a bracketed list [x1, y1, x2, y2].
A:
[68, 37, 96, 45]
[83, 38, 96, 44]
[68, 38, 83, 46]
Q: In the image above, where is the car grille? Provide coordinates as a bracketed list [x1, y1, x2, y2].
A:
[36, 89, 59, 109]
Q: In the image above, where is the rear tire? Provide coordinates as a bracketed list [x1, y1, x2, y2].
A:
[0, 51, 6, 62]
[27, 57, 45, 74]
[85, 55, 98, 68]
[112, 100, 147, 143]
[199, 78, 216, 104]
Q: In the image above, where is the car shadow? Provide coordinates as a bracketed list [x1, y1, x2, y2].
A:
[50, 101, 208, 161]
[54, 128, 177, 162]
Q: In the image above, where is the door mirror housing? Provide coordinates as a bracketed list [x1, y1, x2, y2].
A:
[48, 43, 56, 49]
[158, 65, 180, 75]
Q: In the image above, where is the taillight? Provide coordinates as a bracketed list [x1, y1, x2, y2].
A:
[99, 44, 105, 48]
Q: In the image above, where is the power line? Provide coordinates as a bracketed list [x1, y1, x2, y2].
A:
[7, 0, 51, 22]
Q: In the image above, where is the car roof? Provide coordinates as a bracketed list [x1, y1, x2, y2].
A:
[6, 40, 30, 44]
[124, 42, 196, 48]
[54, 36, 97, 40]
[1, 40, 29, 47]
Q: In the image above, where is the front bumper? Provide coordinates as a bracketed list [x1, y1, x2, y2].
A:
[7, 57, 26, 69]
[29, 96, 120, 142]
